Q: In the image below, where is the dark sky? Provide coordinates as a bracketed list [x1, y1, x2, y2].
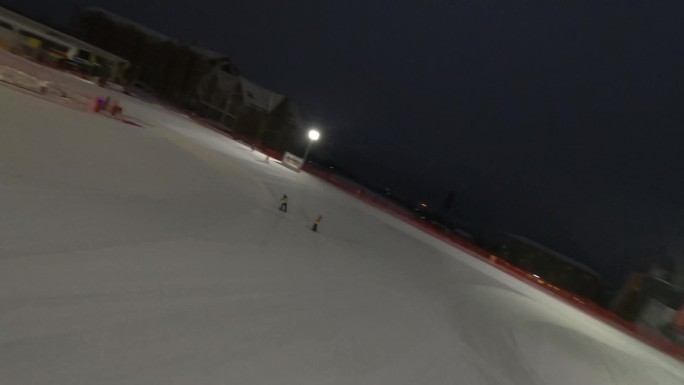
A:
[6, 0, 684, 288]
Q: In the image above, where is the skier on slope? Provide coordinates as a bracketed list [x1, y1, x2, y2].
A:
[312, 214, 322, 232]
[279, 194, 288, 212]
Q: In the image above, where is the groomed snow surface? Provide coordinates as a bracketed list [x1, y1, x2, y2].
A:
[0, 81, 683, 384]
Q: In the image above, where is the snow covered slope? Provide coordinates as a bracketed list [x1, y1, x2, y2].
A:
[0, 84, 682, 384]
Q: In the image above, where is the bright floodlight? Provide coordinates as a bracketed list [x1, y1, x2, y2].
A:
[308, 129, 320, 141]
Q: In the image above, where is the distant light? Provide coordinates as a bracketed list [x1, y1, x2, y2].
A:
[532, 274, 540, 278]
[420, 202, 428, 208]
[308, 129, 320, 141]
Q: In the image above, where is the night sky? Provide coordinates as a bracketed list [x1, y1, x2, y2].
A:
[6, 0, 684, 288]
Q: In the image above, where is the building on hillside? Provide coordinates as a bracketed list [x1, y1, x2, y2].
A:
[0, 6, 128, 82]
[75, 7, 303, 153]
[74, 7, 237, 107]
[196, 63, 303, 152]
[475, 233, 605, 302]
[611, 265, 684, 345]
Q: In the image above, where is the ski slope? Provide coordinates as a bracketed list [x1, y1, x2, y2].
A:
[0, 80, 682, 384]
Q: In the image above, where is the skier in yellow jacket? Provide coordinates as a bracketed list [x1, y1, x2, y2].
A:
[279, 194, 288, 212]
[312, 214, 322, 232]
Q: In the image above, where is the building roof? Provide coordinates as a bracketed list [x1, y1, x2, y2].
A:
[240, 78, 285, 113]
[82, 7, 229, 62]
[0, 6, 128, 63]
[190, 46, 226, 61]
[507, 233, 601, 276]
[81, 7, 172, 42]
